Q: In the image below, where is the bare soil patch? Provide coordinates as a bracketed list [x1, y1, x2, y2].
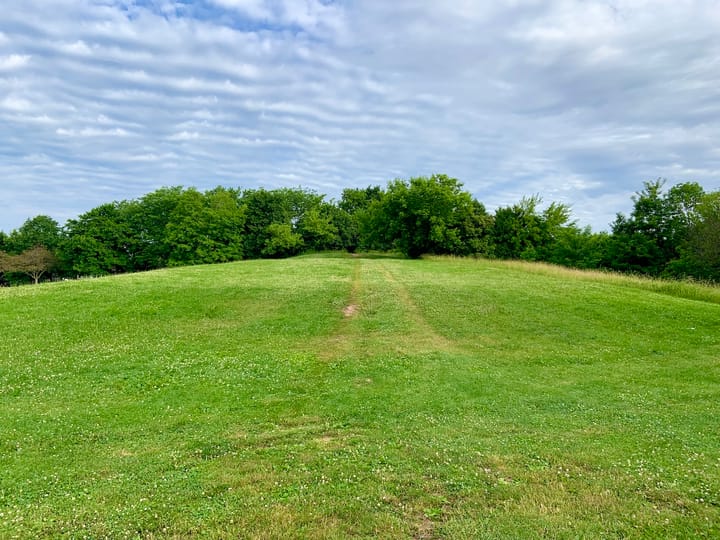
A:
[342, 303, 359, 317]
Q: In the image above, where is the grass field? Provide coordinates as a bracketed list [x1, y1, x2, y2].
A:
[1, 254, 719, 538]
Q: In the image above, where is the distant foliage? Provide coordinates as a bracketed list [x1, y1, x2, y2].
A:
[667, 191, 720, 281]
[1, 176, 718, 285]
[261, 223, 304, 258]
[0, 246, 57, 284]
[337, 186, 383, 253]
[240, 188, 326, 259]
[607, 180, 709, 277]
[5, 215, 62, 254]
[362, 174, 493, 258]
[63, 202, 136, 275]
[165, 187, 245, 266]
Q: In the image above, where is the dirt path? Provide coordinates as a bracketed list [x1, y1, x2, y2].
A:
[342, 260, 361, 318]
[314, 258, 363, 361]
[315, 259, 457, 361]
[376, 262, 456, 354]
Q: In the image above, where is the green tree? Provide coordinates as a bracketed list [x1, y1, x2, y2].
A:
[241, 188, 323, 258]
[608, 180, 705, 275]
[363, 174, 492, 258]
[492, 196, 546, 260]
[261, 223, 304, 258]
[6, 215, 61, 254]
[297, 204, 340, 252]
[665, 182, 706, 245]
[124, 186, 186, 270]
[338, 186, 384, 215]
[336, 186, 383, 252]
[62, 202, 135, 275]
[545, 226, 610, 269]
[490, 196, 576, 262]
[607, 214, 663, 274]
[165, 187, 245, 266]
[668, 191, 720, 281]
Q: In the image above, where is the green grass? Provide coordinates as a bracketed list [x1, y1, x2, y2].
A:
[1, 254, 719, 538]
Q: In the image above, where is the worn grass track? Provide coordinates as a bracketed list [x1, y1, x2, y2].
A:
[1, 254, 719, 538]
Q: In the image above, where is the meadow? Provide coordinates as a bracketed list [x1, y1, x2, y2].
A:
[1, 254, 719, 538]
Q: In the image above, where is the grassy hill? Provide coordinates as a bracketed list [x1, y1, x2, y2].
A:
[1, 254, 719, 538]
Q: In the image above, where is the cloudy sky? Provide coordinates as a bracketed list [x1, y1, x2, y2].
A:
[1, 0, 719, 233]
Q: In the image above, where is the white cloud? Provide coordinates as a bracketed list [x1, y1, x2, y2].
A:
[1, 95, 32, 111]
[0, 54, 31, 70]
[2, 113, 54, 124]
[210, 0, 272, 20]
[210, 0, 345, 36]
[58, 40, 93, 56]
[279, 0, 346, 34]
[168, 131, 200, 141]
[127, 152, 179, 162]
[56, 127, 130, 137]
[0, 0, 719, 233]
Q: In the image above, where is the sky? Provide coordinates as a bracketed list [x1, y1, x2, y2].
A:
[1, 0, 719, 233]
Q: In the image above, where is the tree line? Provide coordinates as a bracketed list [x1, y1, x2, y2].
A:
[1, 175, 718, 285]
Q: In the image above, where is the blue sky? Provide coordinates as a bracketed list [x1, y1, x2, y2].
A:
[1, 0, 719, 233]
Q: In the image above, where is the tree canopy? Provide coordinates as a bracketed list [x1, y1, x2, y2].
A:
[0, 246, 57, 284]
[1, 176, 718, 285]
[362, 174, 492, 258]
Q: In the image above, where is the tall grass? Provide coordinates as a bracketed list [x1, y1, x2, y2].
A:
[429, 255, 720, 304]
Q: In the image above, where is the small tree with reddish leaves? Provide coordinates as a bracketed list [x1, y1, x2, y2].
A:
[7, 246, 58, 284]
[0, 251, 9, 286]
